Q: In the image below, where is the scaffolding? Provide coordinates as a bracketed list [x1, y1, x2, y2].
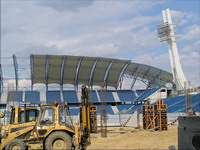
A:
[184, 81, 193, 116]
[143, 100, 168, 131]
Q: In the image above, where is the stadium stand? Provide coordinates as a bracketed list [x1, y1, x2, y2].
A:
[129, 104, 144, 114]
[7, 91, 23, 102]
[135, 90, 145, 96]
[165, 93, 200, 113]
[106, 105, 115, 114]
[191, 93, 200, 104]
[117, 104, 143, 114]
[117, 90, 136, 101]
[167, 100, 185, 113]
[25, 91, 40, 103]
[89, 91, 99, 102]
[117, 104, 132, 112]
[112, 92, 120, 102]
[46, 91, 61, 103]
[69, 105, 79, 116]
[96, 105, 114, 114]
[194, 105, 200, 112]
[0, 105, 6, 110]
[164, 96, 185, 106]
[111, 105, 119, 114]
[97, 91, 115, 102]
[135, 86, 163, 101]
[63, 91, 79, 103]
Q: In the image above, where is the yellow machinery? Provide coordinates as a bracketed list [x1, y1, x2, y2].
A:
[0, 85, 95, 150]
[80, 85, 97, 133]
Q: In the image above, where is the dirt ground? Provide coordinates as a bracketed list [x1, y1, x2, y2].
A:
[88, 125, 177, 149]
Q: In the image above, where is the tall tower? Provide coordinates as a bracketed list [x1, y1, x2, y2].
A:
[157, 8, 188, 91]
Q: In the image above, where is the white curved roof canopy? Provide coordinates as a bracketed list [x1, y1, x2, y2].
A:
[30, 54, 173, 88]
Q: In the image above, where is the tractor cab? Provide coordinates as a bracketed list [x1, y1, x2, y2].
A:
[9, 105, 39, 125]
[38, 102, 73, 127]
[35, 102, 74, 139]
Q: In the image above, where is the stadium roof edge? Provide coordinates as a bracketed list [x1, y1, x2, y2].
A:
[30, 54, 173, 89]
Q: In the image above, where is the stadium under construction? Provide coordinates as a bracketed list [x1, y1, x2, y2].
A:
[0, 53, 199, 127]
[0, 8, 200, 128]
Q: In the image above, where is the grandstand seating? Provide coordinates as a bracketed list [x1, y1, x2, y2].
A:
[96, 105, 114, 114]
[165, 93, 200, 113]
[135, 86, 162, 101]
[135, 90, 145, 96]
[131, 104, 143, 112]
[25, 91, 40, 103]
[97, 91, 115, 102]
[117, 104, 143, 114]
[63, 91, 79, 103]
[3, 90, 200, 114]
[46, 91, 61, 103]
[69, 105, 79, 116]
[7, 91, 23, 102]
[106, 105, 115, 114]
[117, 90, 136, 101]
[167, 100, 185, 113]
[164, 96, 185, 106]
[191, 93, 200, 104]
[117, 104, 132, 112]
[194, 105, 200, 112]
[89, 91, 99, 102]
[0, 105, 6, 110]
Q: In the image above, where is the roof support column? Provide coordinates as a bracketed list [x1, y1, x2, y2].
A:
[30, 55, 34, 90]
[89, 57, 99, 88]
[60, 55, 67, 90]
[131, 76, 138, 90]
[13, 55, 18, 91]
[148, 70, 162, 88]
[116, 61, 131, 89]
[75, 56, 83, 91]
[103, 59, 115, 88]
[0, 64, 3, 93]
[45, 55, 50, 91]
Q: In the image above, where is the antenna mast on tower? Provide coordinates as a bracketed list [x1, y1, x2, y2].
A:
[157, 8, 188, 91]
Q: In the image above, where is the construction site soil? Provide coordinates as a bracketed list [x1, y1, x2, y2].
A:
[88, 125, 177, 149]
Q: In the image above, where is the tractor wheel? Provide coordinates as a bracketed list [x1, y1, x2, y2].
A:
[5, 139, 26, 150]
[45, 131, 72, 150]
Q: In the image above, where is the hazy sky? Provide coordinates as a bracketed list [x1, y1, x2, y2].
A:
[1, 0, 200, 88]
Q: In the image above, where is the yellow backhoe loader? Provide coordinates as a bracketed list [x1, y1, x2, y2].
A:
[0, 85, 96, 150]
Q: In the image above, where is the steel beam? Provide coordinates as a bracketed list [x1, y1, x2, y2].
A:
[13, 55, 18, 91]
[30, 55, 34, 90]
[45, 55, 50, 91]
[116, 61, 131, 89]
[60, 55, 67, 90]
[89, 57, 99, 88]
[131, 76, 138, 90]
[75, 56, 83, 89]
[103, 59, 115, 87]
[0, 64, 3, 93]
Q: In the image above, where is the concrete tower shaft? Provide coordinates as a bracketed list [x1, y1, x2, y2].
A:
[157, 8, 188, 91]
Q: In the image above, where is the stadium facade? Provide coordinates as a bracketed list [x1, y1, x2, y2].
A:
[0, 54, 199, 127]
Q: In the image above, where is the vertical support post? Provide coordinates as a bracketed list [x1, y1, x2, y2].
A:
[131, 77, 137, 90]
[30, 55, 34, 90]
[0, 64, 2, 93]
[119, 113, 122, 126]
[136, 109, 140, 129]
[184, 81, 192, 116]
[13, 55, 18, 91]
[45, 55, 50, 91]
[100, 83, 107, 138]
